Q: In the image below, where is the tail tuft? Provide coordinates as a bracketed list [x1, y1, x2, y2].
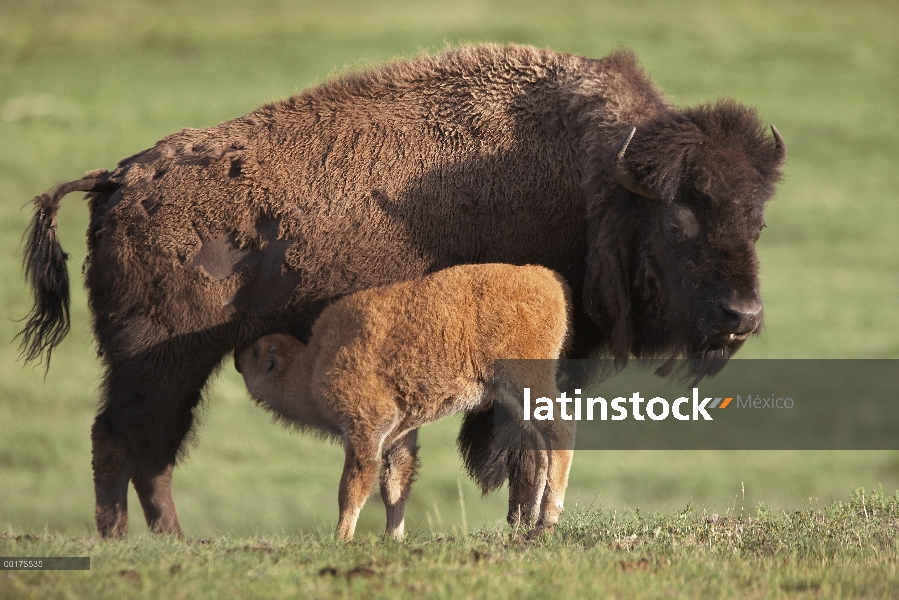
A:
[17, 176, 116, 368]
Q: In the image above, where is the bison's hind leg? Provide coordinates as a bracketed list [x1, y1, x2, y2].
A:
[379, 429, 420, 539]
[91, 415, 135, 538]
[92, 339, 225, 539]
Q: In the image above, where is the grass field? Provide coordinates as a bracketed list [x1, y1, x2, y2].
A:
[3, 490, 899, 598]
[2, 0, 898, 596]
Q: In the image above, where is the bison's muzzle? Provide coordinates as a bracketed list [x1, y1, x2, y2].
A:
[709, 296, 764, 349]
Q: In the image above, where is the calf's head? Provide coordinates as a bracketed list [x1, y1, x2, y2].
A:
[235, 333, 303, 397]
[586, 100, 786, 378]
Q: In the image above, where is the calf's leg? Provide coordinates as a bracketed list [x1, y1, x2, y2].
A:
[534, 418, 576, 528]
[380, 429, 419, 538]
[336, 430, 385, 541]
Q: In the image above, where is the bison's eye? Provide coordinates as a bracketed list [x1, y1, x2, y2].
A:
[664, 222, 682, 238]
[662, 205, 698, 240]
[269, 345, 278, 354]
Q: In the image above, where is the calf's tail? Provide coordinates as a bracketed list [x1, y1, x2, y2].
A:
[458, 406, 508, 494]
[18, 174, 117, 367]
[458, 403, 541, 494]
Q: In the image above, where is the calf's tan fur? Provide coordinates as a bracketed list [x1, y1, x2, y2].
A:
[236, 264, 574, 540]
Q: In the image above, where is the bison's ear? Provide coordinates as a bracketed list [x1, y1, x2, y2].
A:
[770, 125, 786, 166]
[614, 127, 659, 200]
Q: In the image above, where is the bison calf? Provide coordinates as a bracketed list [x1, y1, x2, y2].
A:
[235, 263, 574, 540]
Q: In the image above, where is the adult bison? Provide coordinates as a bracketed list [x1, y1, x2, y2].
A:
[21, 44, 784, 538]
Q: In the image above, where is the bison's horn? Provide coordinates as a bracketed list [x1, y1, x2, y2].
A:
[771, 125, 786, 165]
[614, 127, 658, 200]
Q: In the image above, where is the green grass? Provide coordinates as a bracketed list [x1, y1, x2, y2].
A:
[2, 0, 898, 596]
[3, 490, 899, 598]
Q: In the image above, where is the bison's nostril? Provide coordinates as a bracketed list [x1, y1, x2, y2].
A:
[718, 298, 763, 335]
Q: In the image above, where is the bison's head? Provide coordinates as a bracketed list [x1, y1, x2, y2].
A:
[584, 100, 786, 379]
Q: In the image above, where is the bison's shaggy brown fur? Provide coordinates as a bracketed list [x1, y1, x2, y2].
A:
[21, 43, 785, 538]
[236, 264, 573, 540]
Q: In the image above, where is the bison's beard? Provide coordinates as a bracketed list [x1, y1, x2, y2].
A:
[689, 343, 740, 379]
[648, 308, 755, 384]
[616, 292, 760, 384]
[651, 342, 742, 386]
[675, 330, 752, 384]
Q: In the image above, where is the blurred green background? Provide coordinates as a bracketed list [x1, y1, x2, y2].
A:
[1, 0, 897, 538]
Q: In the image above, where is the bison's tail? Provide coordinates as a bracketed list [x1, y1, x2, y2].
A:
[18, 175, 117, 368]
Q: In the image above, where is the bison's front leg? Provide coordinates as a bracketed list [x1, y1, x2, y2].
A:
[379, 429, 420, 538]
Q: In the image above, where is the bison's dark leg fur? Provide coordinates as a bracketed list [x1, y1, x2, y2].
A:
[133, 463, 181, 537]
[130, 373, 205, 538]
[91, 416, 134, 538]
[91, 333, 225, 538]
[129, 386, 198, 538]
